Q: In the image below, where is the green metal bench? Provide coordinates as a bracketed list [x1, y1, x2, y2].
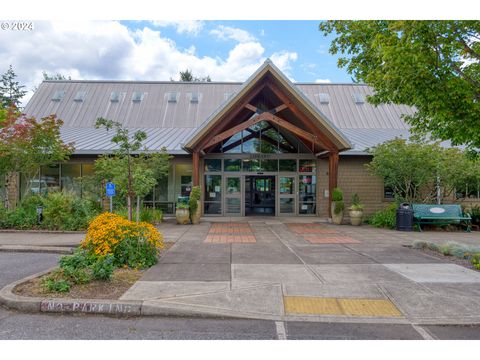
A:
[412, 204, 472, 232]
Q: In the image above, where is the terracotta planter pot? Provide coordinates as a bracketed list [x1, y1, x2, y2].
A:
[190, 200, 201, 224]
[176, 208, 190, 225]
[349, 209, 363, 226]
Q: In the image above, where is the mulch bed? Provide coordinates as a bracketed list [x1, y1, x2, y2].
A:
[13, 242, 175, 300]
[411, 246, 479, 272]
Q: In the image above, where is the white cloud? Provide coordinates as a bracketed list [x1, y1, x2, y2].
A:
[0, 21, 298, 106]
[210, 25, 256, 43]
[315, 78, 332, 83]
[150, 20, 204, 35]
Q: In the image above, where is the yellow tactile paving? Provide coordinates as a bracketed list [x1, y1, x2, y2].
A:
[283, 296, 403, 318]
[284, 297, 342, 315]
[338, 298, 402, 317]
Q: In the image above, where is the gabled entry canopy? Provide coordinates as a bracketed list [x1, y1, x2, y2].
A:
[183, 59, 352, 155]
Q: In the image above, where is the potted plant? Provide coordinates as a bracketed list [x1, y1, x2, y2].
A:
[175, 202, 190, 225]
[189, 186, 201, 224]
[331, 187, 344, 225]
[348, 193, 364, 226]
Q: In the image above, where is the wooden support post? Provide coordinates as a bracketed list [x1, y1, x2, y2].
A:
[328, 152, 339, 217]
[193, 152, 200, 186]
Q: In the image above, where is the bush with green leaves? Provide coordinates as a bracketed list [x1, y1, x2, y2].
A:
[189, 186, 201, 214]
[91, 254, 116, 280]
[116, 206, 163, 225]
[367, 203, 397, 229]
[331, 187, 344, 215]
[470, 205, 480, 227]
[471, 254, 480, 270]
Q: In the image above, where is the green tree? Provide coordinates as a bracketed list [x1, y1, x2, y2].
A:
[366, 137, 480, 203]
[42, 71, 71, 81]
[0, 65, 27, 108]
[0, 108, 74, 208]
[175, 69, 211, 82]
[94, 118, 171, 221]
[319, 21, 480, 148]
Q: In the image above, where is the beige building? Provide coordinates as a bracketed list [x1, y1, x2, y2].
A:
[18, 60, 476, 218]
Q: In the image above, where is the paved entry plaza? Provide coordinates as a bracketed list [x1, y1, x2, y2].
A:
[120, 218, 480, 323]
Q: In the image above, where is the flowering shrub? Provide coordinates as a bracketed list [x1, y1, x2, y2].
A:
[81, 212, 164, 268]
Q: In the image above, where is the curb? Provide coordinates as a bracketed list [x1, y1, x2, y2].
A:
[0, 230, 86, 234]
[3, 271, 480, 325]
[0, 245, 74, 254]
[0, 268, 142, 316]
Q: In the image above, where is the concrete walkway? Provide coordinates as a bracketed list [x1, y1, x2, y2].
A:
[120, 218, 480, 324]
[1, 219, 480, 324]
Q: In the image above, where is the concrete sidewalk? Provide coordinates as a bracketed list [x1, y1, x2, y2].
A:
[2, 219, 480, 325]
[119, 219, 480, 324]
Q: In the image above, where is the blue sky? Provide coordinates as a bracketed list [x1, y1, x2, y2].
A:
[0, 20, 351, 105]
[123, 20, 349, 83]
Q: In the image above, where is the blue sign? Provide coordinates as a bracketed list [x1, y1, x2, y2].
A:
[106, 182, 116, 197]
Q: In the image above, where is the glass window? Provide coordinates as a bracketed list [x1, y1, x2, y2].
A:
[226, 177, 241, 195]
[384, 185, 395, 199]
[262, 159, 278, 172]
[204, 174, 222, 215]
[41, 164, 60, 194]
[204, 159, 221, 172]
[226, 198, 241, 214]
[299, 159, 316, 173]
[61, 164, 81, 195]
[299, 175, 317, 215]
[279, 159, 297, 172]
[224, 159, 241, 172]
[174, 163, 192, 201]
[280, 198, 294, 213]
[280, 177, 294, 195]
[155, 176, 169, 202]
[242, 159, 261, 172]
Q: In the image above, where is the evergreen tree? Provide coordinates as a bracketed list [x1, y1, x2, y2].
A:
[0, 65, 27, 108]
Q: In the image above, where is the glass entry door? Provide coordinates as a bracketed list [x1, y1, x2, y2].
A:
[299, 175, 317, 215]
[225, 176, 241, 215]
[245, 176, 276, 216]
[278, 176, 296, 215]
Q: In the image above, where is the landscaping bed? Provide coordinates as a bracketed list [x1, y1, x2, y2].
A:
[13, 242, 174, 300]
[410, 241, 480, 272]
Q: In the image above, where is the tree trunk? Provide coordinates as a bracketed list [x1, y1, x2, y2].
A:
[127, 195, 132, 221]
[136, 196, 140, 223]
[127, 154, 133, 221]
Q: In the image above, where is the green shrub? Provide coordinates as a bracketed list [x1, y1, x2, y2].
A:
[471, 253, 480, 270]
[350, 193, 364, 211]
[140, 207, 163, 224]
[176, 202, 189, 210]
[427, 242, 439, 252]
[113, 233, 159, 269]
[189, 186, 201, 216]
[412, 240, 428, 249]
[91, 254, 116, 280]
[439, 244, 452, 256]
[368, 203, 397, 229]
[333, 201, 344, 215]
[42, 271, 71, 293]
[470, 205, 480, 226]
[332, 187, 343, 201]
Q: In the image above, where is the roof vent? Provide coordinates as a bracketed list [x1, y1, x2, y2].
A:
[51, 90, 65, 101]
[168, 92, 178, 103]
[132, 91, 144, 102]
[352, 93, 365, 104]
[73, 91, 86, 102]
[318, 93, 330, 104]
[110, 92, 120, 102]
[190, 92, 199, 103]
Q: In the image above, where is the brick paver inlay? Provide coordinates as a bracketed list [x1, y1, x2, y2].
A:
[303, 235, 361, 244]
[204, 223, 256, 243]
[287, 224, 338, 234]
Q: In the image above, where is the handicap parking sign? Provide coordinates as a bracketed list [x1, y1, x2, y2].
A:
[106, 182, 116, 197]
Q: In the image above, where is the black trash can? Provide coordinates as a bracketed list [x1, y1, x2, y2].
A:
[396, 203, 413, 231]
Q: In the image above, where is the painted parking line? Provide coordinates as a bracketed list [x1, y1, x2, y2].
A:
[284, 296, 403, 317]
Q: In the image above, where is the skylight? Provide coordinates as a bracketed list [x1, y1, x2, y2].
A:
[318, 93, 330, 104]
[110, 92, 120, 102]
[352, 93, 365, 104]
[73, 91, 86, 102]
[190, 92, 199, 103]
[132, 91, 144, 102]
[168, 92, 178, 103]
[51, 90, 65, 101]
